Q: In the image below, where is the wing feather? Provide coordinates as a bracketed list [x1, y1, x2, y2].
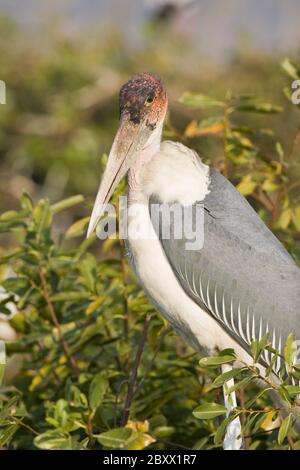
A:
[149, 168, 300, 372]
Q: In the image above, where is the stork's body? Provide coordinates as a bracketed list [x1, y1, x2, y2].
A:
[126, 139, 300, 367]
[87, 73, 300, 448]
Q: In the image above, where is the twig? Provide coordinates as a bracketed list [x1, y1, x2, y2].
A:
[251, 190, 274, 214]
[114, 379, 129, 427]
[287, 433, 296, 450]
[158, 439, 191, 450]
[243, 427, 279, 439]
[120, 315, 152, 426]
[238, 388, 250, 450]
[222, 105, 230, 178]
[37, 340, 61, 385]
[10, 416, 39, 436]
[119, 239, 129, 340]
[87, 412, 95, 448]
[287, 180, 300, 193]
[287, 128, 300, 161]
[135, 327, 171, 394]
[39, 267, 79, 375]
[278, 415, 296, 450]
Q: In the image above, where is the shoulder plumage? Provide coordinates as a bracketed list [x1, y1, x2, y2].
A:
[141, 141, 210, 205]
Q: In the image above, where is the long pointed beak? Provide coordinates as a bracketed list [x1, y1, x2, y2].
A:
[87, 115, 151, 238]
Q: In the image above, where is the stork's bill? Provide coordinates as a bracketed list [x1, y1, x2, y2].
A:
[87, 73, 168, 237]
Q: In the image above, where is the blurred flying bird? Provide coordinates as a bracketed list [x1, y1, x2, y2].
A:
[145, 0, 199, 21]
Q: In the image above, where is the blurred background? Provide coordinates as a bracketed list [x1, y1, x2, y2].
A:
[0, 0, 299, 230]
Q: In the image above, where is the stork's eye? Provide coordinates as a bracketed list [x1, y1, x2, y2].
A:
[145, 95, 154, 106]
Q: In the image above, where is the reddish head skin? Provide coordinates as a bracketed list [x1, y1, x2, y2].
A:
[119, 73, 168, 129]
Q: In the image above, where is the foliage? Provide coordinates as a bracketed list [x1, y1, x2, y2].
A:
[1, 188, 299, 450]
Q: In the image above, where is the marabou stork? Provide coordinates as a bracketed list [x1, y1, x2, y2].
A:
[87, 73, 300, 449]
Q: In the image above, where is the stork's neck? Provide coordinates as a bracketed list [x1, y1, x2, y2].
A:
[128, 120, 163, 193]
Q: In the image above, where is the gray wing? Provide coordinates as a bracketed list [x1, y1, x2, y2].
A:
[150, 169, 300, 371]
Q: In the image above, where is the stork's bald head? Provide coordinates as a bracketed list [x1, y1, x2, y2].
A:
[119, 73, 167, 129]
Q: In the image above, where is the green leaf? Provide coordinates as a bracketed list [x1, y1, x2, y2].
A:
[9, 312, 27, 333]
[0, 363, 5, 386]
[48, 399, 82, 432]
[284, 333, 297, 370]
[0, 210, 21, 222]
[88, 371, 109, 411]
[236, 174, 256, 196]
[96, 427, 134, 449]
[210, 368, 244, 389]
[262, 178, 280, 193]
[50, 291, 91, 302]
[34, 430, 72, 450]
[278, 414, 292, 445]
[275, 142, 284, 161]
[278, 385, 292, 405]
[225, 376, 253, 395]
[199, 355, 235, 368]
[292, 206, 300, 231]
[122, 428, 155, 450]
[281, 58, 300, 80]
[3, 277, 29, 296]
[66, 217, 89, 239]
[192, 436, 210, 450]
[265, 350, 279, 378]
[0, 424, 19, 446]
[250, 334, 269, 363]
[214, 414, 239, 446]
[236, 103, 283, 114]
[284, 385, 300, 396]
[67, 385, 88, 409]
[245, 388, 271, 409]
[152, 425, 175, 439]
[179, 92, 225, 109]
[50, 195, 84, 215]
[193, 403, 227, 420]
[33, 199, 52, 231]
[80, 254, 97, 291]
[20, 192, 33, 211]
[276, 208, 292, 230]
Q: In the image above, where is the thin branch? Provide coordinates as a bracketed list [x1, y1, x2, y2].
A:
[287, 433, 296, 450]
[120, 314, 152, 426]
[158, 439, 191, 450]
[222, 105, 230, 178]
[114, 379, 129, 427]
[86, 412, 95, 448]
[9, 416, 39, 436]
[287, 180, 300, 194]
[135, 327, 171, 394]
[237, 388, 250, 450]
[278, 415, 296, 450]
[39, 267, 79, 375]
[287, 128, 300, 161]
[251, 189, 274, 214]
[119, 239, 129, 340]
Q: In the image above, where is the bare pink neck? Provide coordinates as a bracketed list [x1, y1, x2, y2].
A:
[128, 122, 163, 192]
